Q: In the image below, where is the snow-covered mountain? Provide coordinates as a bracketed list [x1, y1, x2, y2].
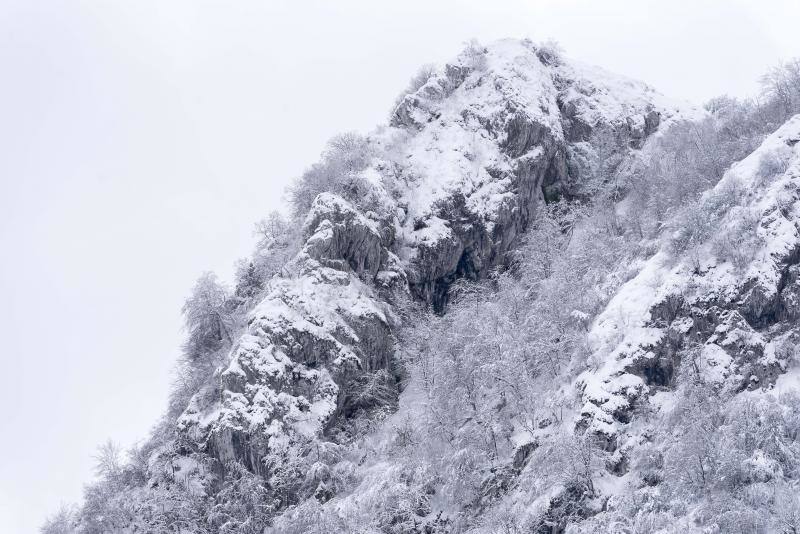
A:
[44, 39, 800, 534]
[179, 38, 698, 487]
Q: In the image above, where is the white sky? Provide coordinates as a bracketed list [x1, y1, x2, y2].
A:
[0, 1, 797, 532]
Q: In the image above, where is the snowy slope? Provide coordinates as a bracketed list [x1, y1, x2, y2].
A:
[579, 114, 800, 441]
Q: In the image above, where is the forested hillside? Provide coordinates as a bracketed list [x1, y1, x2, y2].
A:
[44, 39, 800, 534]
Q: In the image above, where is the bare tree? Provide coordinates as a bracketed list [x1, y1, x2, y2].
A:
[182, 272, 234, 361]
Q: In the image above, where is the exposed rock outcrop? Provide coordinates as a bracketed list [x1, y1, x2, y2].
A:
[578, 115, 800, 452]
[177, 38, 698, 496]
[389, 39, 696, 309]
[303, 193, 385, 279]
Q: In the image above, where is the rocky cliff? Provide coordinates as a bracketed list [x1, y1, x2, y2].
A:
[579, 114, 800, 461]
[177, 39, 699, 501]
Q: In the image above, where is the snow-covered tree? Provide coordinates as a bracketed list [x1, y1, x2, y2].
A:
[182, 272, 234, 362]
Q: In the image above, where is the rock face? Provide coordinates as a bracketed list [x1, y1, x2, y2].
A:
[179, 199, 398, 474]
[178, 39, 698, 491]
[578, 115, 800, 451]
[388, 40, 696, 310]
[303, 193, 385, 279]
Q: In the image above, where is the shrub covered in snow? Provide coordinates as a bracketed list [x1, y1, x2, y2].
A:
[288, 132, 377, 217]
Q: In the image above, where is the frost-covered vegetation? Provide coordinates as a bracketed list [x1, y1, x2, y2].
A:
[43, 42, 800, 534]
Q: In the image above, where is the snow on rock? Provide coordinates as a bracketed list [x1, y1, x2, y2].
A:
[578, 114, 800, 446]
[385, 38, 698, 309]
[554, 58, 704, 143]
[179, 37, 699, 481]
[179, 194, 399, 473]
[303, 193, 385, 279]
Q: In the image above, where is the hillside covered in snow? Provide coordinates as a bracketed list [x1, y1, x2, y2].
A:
[44, 39, 800, 534]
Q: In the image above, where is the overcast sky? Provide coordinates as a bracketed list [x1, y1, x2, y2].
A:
[1, 1, 798, 532]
